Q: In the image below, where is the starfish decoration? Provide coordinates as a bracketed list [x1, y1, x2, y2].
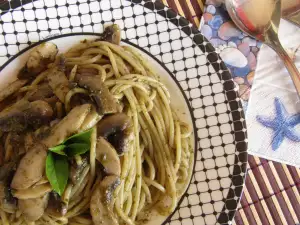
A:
[256, 98, 300, 150]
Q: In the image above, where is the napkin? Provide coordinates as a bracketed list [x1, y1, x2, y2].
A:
[200, 1, 300, 167]
[247, 19, 300, 167]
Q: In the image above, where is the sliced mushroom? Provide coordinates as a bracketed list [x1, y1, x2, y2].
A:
[97, 113, 134, 155]
[46, 192, 68, 217]
[90, 175, 120, 225]
[0, 161, 16, 182]
[24, 133, 34, 152]
[18, 193, 49, 222]
[0, 182, 17, 213]
[0, 99, 30, 118]
[11, 142, 47, 190]
[35, 126, 51, 140]
[0, 79, 28, 103]
[18, 42, 58, 79]
[79, 107, 103, 132]
[27, 100, 54, 128]
[101, 175, 121, 202]
[0, 162, 17, 212]
[96, 137, 121, 176]
[12, 183, 51, 199]
[44, 96, 60, 109]
[47, 66, 70, 103]
[0, 163, 17, 213]
[31, 100, 53, 115]
[0, 112, 27, 132]
[75, 74, 118, 115]
[26, 83, 54, 102]
[77, 67, 98, 76]
[42, 104, 91, 147]
[0, 100, 53, 132]
[96, 24, 121, 45]
[5, 132, 26, 159]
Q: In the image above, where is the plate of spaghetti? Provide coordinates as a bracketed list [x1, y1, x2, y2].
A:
[0, 1, 248, 225]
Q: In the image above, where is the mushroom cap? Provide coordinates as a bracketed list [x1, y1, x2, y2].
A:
[11, 142, 47, 190]
[18, 194, 49, 222]
[46, 192, 68, 217]
[96, 24, 121, 45]
[18, 42, 58, 79]
[95, 137, 121, 176]
[75, 74, 119, 115]
[97, 113, 134, 155]
[90, 175, 120, 225]
[0, 100, 53, 132]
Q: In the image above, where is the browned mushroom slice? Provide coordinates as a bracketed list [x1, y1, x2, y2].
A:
[0, 161, 16, 182]
[0, 100, 53, 132]
[27, 100, 54, 128]
[0, 182, 17, 213]
[97, 113, 134, 155]
[90, 175, 120, 225]
[47, 67, 70, 103]
[96, 137, 121, 176]
[79, 107, 103, 132]
[18, 193, 49, 222]
[11, 142, 47, 190]
[0, 99, 30, 118]
[18, 42, 58, 79]
[46, 192, 68, 217]
[12, 183, 52, 199]
[5, 132, 26, 158]
[77, 67, 98, 76]
[0, 79, 28, 103]
[26, 83, 54, 102]
[42, 104, 91, 147]
[75, 74, 118, 115]
[96, 24, 121, 45]
[0, 112, 27, 132]
[24, 133, 34, 152]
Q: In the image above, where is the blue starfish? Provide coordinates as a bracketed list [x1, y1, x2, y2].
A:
[256, 98, 300, 150]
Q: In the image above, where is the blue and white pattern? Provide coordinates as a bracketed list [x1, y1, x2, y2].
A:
[257, 98, 300, 150]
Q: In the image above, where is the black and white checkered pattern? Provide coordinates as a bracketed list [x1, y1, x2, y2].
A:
[0, 1, 248, 224]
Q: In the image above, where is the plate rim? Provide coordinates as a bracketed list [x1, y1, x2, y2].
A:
[0, 0, 249, 224]
[139, 2, 248, 223]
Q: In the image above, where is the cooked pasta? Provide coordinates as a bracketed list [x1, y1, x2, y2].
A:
[0, 25, 193, 225]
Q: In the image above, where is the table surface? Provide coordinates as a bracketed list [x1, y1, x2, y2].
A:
[0, 0, 299, 224]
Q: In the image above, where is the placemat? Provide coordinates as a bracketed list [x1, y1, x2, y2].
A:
[233, 155, 300, 225]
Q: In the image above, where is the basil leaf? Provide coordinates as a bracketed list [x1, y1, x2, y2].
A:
[66, 143, 90, 157]
[49, 145, 66, 156]
[64, 129, 93, 145]
[46, 152, 69, 196]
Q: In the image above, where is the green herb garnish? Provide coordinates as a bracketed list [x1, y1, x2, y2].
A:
[66, 143, 90, 157]
[49, 145, 67, 156]
[46, 128, 94, 195]
[46, 152, 69, 196]
[64, 129, 93, 145]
